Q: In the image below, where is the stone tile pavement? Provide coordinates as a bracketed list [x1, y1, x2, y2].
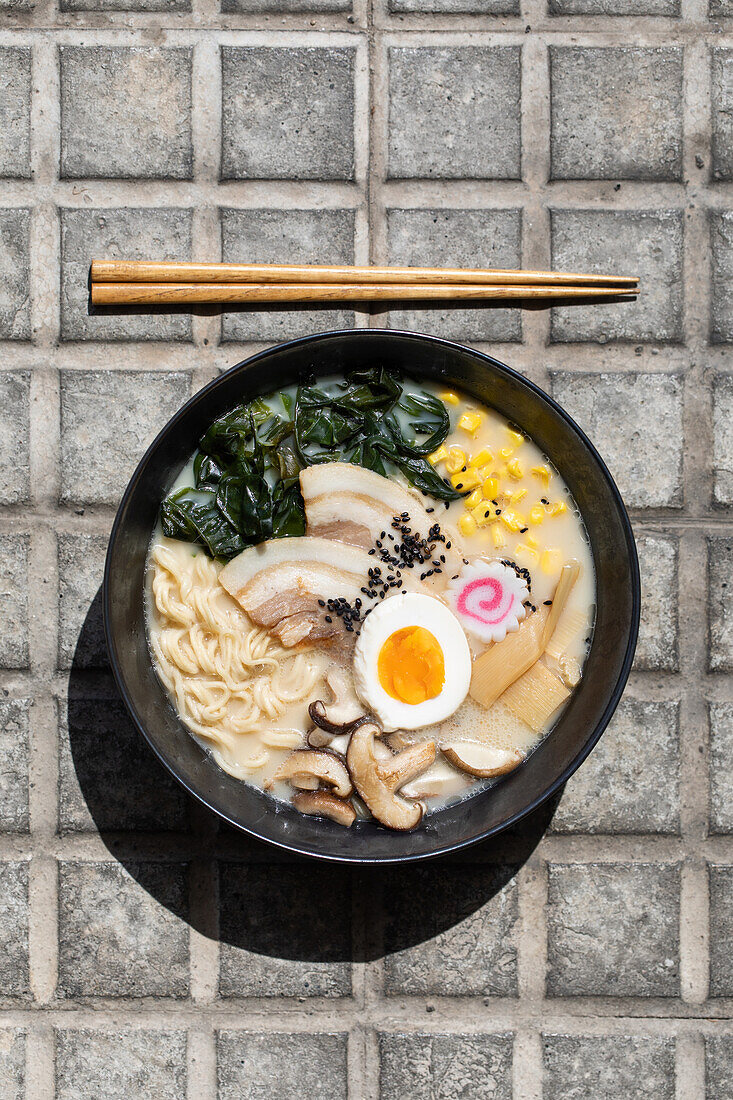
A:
[0, 0, 732, 1095]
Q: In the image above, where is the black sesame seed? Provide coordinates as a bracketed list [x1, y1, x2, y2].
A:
[520, 527, 528, 533]
[426, 507, 434, 513]
[318, 599, 325, 607]
[324, 616, 332, 623]
[544, 600, 553, 606]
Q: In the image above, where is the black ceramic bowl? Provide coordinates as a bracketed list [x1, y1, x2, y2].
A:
[104, 329, 639, 863]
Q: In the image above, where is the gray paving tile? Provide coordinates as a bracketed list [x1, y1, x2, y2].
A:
[217, 1031, 348, 1100]
[546, 862, 680, 996]
[378, 1032, 513, 1100]
[221, 47, 355, 181]
[550, 48, 683, 181]
[60, 47, 192, 180]
[388, 47, 521, 180]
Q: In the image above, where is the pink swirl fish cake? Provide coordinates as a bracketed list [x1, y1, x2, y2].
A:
[446, 561, 529, 644]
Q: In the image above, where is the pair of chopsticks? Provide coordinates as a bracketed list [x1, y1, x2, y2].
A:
[90, 261, 639, 306]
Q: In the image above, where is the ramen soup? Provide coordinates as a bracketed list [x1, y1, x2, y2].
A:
[146, 369, 595, 832]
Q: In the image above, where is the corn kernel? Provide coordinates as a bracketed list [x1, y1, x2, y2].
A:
[500, 509, 523, 532]
[470, 448, 494, 467]
[440, 390, 460, 406]
[457, 410, 482, 436]
[548, 500, 567, 517]
[458, 513, 477, 537]
[506, 458, 523, 480]
[507, 428, 524, 447]
[510, 488, 528, 504]
[445, 447, 466, 474]
[482, 476, 499, 500]
[514, 543, 539, 566]
[465, 488, 483, 510]
[500, 446, 514, 460]
[451, 467, 481, 491]
[526, 533, 539, 548]
[531, 464, 551, 486]
[472, 502, 497, 527]
[478, 464, 498, 481]
[541, 548, 562, 574]
[529, 504, 545, 525]
[492, 524, 506, 549]
[428, 444, 448, 465]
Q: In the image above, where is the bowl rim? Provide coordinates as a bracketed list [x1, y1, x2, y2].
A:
[103, 327, 641, 863]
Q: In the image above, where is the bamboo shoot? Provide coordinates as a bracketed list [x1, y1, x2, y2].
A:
[470, 606, 549, 708]
[502, 662, 571, 732]
[546, 607, 588, 660]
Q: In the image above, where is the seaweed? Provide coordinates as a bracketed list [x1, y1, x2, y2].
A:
[160, 367, 460, 561]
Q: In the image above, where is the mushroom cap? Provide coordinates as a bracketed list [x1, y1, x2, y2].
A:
[266, 749, 353, 799]
[440, 741, 523, 778]
[292, 790, 356, 827]
[305, 667, 371, 754]
[346, 722, 425, 831]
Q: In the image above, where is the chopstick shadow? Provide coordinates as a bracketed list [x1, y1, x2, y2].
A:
[67, 588, 561, 968]
[87, 293, 637, 320]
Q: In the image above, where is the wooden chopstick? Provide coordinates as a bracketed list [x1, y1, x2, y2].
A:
[91, 259, 639, 289]
[91, 282, 639, 306]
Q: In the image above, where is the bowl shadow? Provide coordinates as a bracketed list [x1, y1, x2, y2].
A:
[68, 586, 560, 965]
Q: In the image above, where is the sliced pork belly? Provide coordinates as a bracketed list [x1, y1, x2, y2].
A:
[218, 537, 376, 646]
[300, 462, 438, 549]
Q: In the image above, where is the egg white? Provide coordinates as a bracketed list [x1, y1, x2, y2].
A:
[353, 591, 472, 731]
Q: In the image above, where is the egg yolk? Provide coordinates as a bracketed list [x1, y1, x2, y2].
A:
[378, 626, 445, 705]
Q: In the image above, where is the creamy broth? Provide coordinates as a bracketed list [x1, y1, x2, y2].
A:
[146, 377, 595, 822]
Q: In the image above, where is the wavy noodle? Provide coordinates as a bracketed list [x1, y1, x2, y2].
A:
[148, 539, 320, 776]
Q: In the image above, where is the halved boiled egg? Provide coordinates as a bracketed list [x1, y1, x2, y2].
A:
[353, 592, 471, 731]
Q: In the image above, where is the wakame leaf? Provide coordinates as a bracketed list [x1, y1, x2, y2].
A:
[346, 437, 389, 478]
[273, 443, 302, 481]
[194, 453, 225, 490]
[199, 406, 255, 459]
[390, 452, 464, 502]
[294, 386, 363, 452]
[395, 392, 451, 455]
[271, 479, 307, 539]
[257, 413, 294, 450]
[217, 473, 273, 543]
[335, 367, 401, 413]
[160, 488, 245, 559]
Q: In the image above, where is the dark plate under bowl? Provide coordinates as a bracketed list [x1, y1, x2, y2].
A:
[104, 329, 640, 863]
